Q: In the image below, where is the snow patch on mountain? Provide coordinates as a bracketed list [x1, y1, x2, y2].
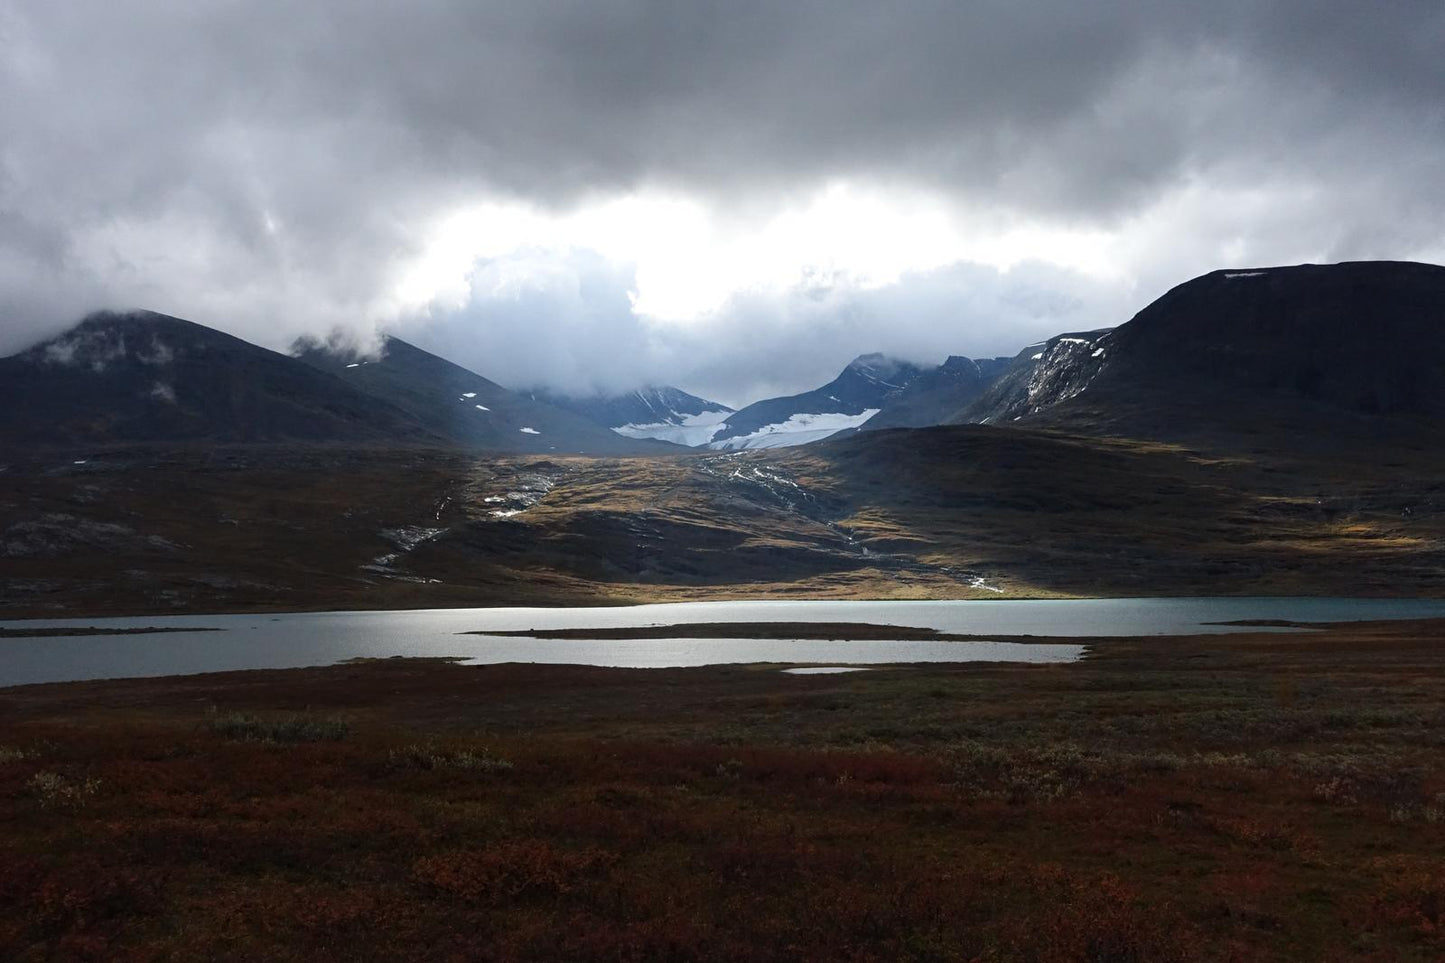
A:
[706, 409, 881, 450]
[614, 408, 732, 446]
[538, 384, 734, 445]
[708, 353, 926, 449]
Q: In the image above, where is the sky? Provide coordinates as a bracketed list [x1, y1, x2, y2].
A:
[2, 2, 1443, 407]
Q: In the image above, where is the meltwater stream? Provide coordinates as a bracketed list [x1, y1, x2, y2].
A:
[4, 597, 1445, 687]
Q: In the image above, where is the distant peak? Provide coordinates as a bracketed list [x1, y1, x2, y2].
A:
[843, 353, 925, 389]
[845, 352, 906, 377]
[846, 352, 889, 370]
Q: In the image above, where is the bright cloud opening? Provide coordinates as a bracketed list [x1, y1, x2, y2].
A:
[392, 182, 1129, 326]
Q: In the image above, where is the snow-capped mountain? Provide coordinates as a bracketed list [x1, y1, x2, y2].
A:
[294, 337, 676, 455]
[536, 386, 734, 447]
[707, 353, 927, 450]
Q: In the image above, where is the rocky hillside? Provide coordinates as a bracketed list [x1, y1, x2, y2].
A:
[957, 261, 1445, 439]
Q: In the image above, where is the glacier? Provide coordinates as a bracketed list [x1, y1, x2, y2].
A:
[705, 409, 881, 450]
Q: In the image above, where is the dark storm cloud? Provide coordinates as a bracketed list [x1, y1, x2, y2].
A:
[2, 1, 1443, 394]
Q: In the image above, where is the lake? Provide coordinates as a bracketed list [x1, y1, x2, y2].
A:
[3, 596, 1445, 687]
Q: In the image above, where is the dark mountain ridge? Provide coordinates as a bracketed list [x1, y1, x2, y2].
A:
[294, 336, 676, 455]
[0, 311, 674, 453]
[858, 354, 1012, 431]
[957, 260, 1445, 437]
[0, 311, 431, 446]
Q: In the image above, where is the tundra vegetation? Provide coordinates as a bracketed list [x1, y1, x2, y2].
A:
[4, 425, 1444, 619]
[3, 618, 1444, 959]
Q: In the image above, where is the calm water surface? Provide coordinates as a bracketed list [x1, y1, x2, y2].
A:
[3, 597, 1444, 687]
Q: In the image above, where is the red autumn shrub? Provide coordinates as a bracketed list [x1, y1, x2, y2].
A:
[412, 840, 615, 904]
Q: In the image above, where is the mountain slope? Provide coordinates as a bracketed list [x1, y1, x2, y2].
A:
[0, 311, 434, 445]
[536, 386, 734, 446]
[956, 330, 1114, 426]
[956, 261, 1445, 439]
[708, 353, 927, 450]
[295, 337, 677, 455]
[858, 355, 1011, 431]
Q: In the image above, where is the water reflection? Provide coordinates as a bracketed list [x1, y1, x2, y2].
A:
[3, 596, 1444, 687]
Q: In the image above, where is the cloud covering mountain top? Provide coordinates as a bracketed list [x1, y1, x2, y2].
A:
[3, 2, 1443, 402]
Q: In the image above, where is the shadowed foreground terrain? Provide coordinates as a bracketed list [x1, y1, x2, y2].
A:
[4, 422, 1444, 617]
[3, 619, 1444, 960]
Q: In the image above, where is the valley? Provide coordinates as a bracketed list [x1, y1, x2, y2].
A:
[5, 261, 1443, 620]
[4, 418, 1442, 618]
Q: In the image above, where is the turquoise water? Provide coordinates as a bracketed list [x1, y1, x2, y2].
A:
[3, 597, 1444, 687]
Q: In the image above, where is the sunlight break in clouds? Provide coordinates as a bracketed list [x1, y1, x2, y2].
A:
[393, 182, 1124, 328]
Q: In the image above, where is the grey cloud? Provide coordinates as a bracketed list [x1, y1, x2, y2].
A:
[1, 1, 1443, 383]
[402, 253, 1118, 407]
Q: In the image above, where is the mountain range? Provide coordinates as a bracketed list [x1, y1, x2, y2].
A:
[0, 313, 670, 455]
[4, 259, 1445, 616]
[526, 351, 1014, 450]
[0, 312, 1005, 454]
[7, 260, 1443, 455]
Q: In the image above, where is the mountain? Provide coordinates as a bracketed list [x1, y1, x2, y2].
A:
[9, 262, 1445, 617]
[956, 261, 1445, 440]
[856, 354, 1012, 432]
[294, 337, 677, 455]
[535, 386, 734, 446]
[956, 330, 1114, 426]
[0, 311, 675, 454]
[707, 353, 928, 450]
[0, 311, 434, 445]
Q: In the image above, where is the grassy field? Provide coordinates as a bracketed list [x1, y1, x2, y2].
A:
[3, 618, 1444, 960]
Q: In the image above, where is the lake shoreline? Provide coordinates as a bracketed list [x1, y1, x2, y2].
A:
[5, 600, 1445, 688]
[0, 626, 224, 639]
[466, 621, 1066, 642]
[7, 590, 1445, 623]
